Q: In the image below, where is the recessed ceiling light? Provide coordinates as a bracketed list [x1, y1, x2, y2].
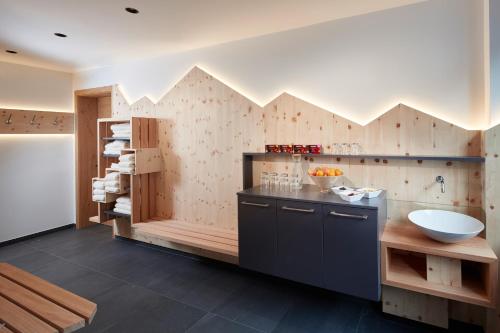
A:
[54, 33, 67, 38]
[125, 7, 139, 14]
[5, 50, 18, 54]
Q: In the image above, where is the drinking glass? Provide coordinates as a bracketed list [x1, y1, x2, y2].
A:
[279, 173, 289, 191]
[341, 143, 351, 155]
[290, 174, 300, 191]
[351, 143, 360, 155]
[332, 143, 342, 154]
[260, 172, 269, 188]
[269, 172, 279, 190]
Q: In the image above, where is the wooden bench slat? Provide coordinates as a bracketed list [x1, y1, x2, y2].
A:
[0, 295, 57, 333]
[135, 224, 238, 256]
[0, 276, 85, 333]
[143, 222, 238, 246]
[0, 325, 14, 333]
[148, 219, 238, 240]
[0, 263, 96, 324]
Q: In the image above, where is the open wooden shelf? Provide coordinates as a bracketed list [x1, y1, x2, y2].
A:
[101, 137, 130, 141]
[104, 210, 130, 218]
[120, 148, 161, 175]
[132, 219, 238, 257]
[243, 152, 485, 162]
[381, 223, 498, 308]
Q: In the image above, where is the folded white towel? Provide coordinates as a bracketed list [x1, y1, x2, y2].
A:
[118, 162, 135, 168]
[93, 194, 105, 201]
[113, 207, 131, 215]
[106, 187, 121, 193]
[105, 140, 129, 149]
[93, 181, 105, 189]
[118, 167, 134, 174]
[105, 180, 119, 186]
[119, 154, 135, 162]
[116, 196, 131, 204]
[105, 172, 120, 180]
[93, 189, 105, 195]
[111, 123, 130, 131]
[103, 150, 122, 156]
[115, 203, 131, 210]
[112, 133, 131, 139]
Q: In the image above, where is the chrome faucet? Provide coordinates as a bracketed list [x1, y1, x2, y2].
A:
[436, 176, 445, 193]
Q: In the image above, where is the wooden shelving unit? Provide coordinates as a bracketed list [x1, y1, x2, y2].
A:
[381, 223, 497, 308]
[86, 116, 160, 225]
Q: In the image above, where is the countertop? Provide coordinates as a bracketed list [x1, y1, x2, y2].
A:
[237, 184, 386, 210]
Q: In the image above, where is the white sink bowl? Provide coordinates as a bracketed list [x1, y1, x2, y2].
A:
[408, 210, 484, 243]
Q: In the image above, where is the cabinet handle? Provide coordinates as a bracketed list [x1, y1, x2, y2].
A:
[281, 206, 315, 213]
[241, 201, 270, 208]
[329, 211, 368, 220]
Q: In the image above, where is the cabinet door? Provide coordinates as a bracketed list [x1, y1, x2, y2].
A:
[238, 196, 277, 275]
[323, 205, 380, 301]
[277, 200, 323, 287]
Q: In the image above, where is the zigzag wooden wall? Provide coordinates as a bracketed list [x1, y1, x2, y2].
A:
[110, 66, 483, 230]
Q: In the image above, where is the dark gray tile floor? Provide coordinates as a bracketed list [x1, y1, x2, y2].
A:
[0, 225, 483, 333]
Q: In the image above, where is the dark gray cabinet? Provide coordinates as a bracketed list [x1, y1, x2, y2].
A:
[276, 200, 323, 287]
[323, 205, 380, 300]
[238, 196, 277, 275]
[237, 185, 385, 301]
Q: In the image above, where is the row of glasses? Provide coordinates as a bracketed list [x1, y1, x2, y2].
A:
[332, 143, 362, 155]
[261, 172, 301, 191]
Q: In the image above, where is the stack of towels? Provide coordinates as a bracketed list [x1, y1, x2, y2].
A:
[118, 154, 135, 174]
[92, 180, 105, 202]
[114, 196, 131, 215]
[104, 172, 122, 193]
[103, 140, 129, 156]
[111, 123, 131, 139]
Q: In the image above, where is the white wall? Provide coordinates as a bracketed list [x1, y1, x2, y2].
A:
[75, 0, 487, 129]
[0, 61, 74, 242]
[490, 0, 500, 126]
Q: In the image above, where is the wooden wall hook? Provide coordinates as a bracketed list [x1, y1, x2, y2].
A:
[4, 113, 12, 125]
[30, 114, 38, 126]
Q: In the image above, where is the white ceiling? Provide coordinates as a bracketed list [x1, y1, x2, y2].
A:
[0, 0, 424, 72]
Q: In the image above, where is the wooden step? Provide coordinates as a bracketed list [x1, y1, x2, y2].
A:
[133, 219, 238, 257]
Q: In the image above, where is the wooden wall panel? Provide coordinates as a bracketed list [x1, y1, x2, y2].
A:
[485, 124, 500, 333]
[75, 96, 98, 229]
[109, 67, 483, 233]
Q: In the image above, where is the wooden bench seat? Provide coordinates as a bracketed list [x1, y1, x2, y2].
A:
[0, 263, 97, 333]
[132, 219, 238, 257]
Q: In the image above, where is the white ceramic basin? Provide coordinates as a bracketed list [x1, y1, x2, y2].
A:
[408, 210, 484, 243]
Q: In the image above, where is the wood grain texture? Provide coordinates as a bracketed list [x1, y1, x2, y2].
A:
[0, 295, 57, 333]
[110, 67, 482, 233]
[485, 123, 500, 333]
[0, 263, 96, 324]
[382, 286, 449, 328]
[75, 96, 98, 229]
[0, 276, 85, 333]
[0, 109, 74, 134]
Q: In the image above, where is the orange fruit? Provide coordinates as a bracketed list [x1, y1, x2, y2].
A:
[335, 169, 343, 176]
[316, 170, 324, 176]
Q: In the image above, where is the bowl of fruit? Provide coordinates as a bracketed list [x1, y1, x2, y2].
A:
[308, 167, 343, 192]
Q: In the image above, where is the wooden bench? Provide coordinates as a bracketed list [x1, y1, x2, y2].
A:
[132, 219, 238, 257]
[0, 263, 97, 333]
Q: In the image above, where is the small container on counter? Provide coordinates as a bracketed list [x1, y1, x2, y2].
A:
[307, 145, 322, 154]
[293, 145, 309, 154]
[265, 145, 281, 153]
[280, 144, 294, 153]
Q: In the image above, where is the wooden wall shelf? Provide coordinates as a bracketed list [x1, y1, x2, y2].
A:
[243, 152, 485, 162]
[242, 152, 484, 189]
[381, 223, 497, 308]
[1, 108, 74, 134]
